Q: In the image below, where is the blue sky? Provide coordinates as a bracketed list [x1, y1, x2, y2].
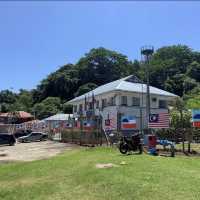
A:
[0, 1, 200, 92]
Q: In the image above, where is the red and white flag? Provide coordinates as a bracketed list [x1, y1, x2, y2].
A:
[121, 116, 137, 130]
[83, 120, 93, 130]
[148, 113, 169, 128]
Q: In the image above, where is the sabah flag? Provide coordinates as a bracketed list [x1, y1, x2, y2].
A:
[83, 120, 93, 130]
[192, 109, 200, 128]
[121, 116, 136, 130]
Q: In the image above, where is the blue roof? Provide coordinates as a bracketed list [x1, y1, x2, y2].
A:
[68, 75, 178, 103]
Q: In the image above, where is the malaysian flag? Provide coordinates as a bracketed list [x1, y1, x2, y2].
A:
[148, 113, 169, 128]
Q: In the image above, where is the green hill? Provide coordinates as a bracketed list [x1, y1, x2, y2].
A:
[1, 45, 200, 118]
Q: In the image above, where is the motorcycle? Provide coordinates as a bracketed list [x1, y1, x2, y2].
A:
[119, 133, 143, 154]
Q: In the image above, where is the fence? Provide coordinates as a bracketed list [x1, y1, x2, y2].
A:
[155, 128, 200, 155]
[0, 124, 16, 134]
[60, 128, 106, 146]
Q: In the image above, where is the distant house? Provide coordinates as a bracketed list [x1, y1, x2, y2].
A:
[44, 113, 73, 129]
[43, 113, 73, 141]
[44, 113, 73, 122]
[0, 111, 34, 124]
[67, 75, 178, 132]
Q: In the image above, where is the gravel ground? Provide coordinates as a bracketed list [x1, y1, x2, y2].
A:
[0, 141, 78, 163]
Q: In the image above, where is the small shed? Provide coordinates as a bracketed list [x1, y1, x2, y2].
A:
[43, 113, 73, 141]
[44, 113, 73, 122]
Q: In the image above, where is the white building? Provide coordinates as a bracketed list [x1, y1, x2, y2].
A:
[68, 75, 178, 132]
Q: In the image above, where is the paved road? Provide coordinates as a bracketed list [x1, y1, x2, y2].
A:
[0, 141, 77, 163]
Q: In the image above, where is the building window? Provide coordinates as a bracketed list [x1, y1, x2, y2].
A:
[89, 102, 93, 110]
[96, 100, 99, 109]
[74, 105, 77, 112]
[121, 96, 127, 106]
[159, 100, 167, 108]
[102, 99, 107, 108]
[79, 104, 83, 112]
[109, 97, 115, 106]
[152, 97, 157, 102]
[132, 97, 140, 106]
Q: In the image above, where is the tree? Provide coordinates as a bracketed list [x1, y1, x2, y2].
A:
[184, 86, 200, 109]
[186, 93, 200, 109]
[10, 89, 33, 112]
[33, 97, 61, 119]
[0, 103, 10, 112]
[0, 90, 17, 104]
[32, 47, 137, 104]
[183, 77, 198, 93]
[76, 47, 134, 86]
[0, 90, 17, 112]
[171, 98, 192, 153]
[187, 61, 200, 82]
[148, 45, 197, 96]
[34, 64, 79, 102]
[75, 83, 98, 97]
[164, 74, 185, 96]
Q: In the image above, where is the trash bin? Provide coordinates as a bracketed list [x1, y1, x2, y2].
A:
[144, 135, 157, 155]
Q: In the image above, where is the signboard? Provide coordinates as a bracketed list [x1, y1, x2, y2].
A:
[104, 111, 117, 131]
[121, 115, 136, 130]
[86, 110, 93, 118]
[74, 120, 81, 129]
[64, 122, 72, 128]
[83, 119, 94, 130]
[105, 119, 110, 126]
[192, 109, 200, 128]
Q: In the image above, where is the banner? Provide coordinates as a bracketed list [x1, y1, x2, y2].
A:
[74, 120, 81, 129]
[192, 109, 200, 128]
[83, 119, 94, 130]
[121, 115, 136, 130]
[104, 111, 117, 131]
[64, 122, 73, 128]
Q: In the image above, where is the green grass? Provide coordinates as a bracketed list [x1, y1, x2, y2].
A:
[0, 147, 200, 200]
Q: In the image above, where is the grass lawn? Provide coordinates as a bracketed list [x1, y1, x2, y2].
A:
[0, 147, 200, 200]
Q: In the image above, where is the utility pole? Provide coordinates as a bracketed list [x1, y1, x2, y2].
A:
[141, 46, 154, 134]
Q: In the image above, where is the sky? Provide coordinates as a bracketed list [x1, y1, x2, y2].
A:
[0, 1, 200, 92]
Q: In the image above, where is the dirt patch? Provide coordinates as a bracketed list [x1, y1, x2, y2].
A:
[96, 163, 118, 169]
[0, 141, 78, 163]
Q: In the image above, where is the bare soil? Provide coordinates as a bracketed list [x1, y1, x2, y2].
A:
[0, 140, 78, 163]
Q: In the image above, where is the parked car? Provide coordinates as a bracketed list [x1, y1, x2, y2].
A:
[18, 132, 48, 143]
[0, 134, 16, 146]
[14, 129, 32, 138]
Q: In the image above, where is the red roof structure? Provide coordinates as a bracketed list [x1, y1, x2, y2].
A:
[0, 111, 34, 124]
[16, 111, 33, 119]
[0, 111, 33, 119]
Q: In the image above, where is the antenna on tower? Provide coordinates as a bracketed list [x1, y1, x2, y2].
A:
[141, 46, 154, 134]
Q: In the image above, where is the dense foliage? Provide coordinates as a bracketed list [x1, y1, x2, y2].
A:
[1, 45, 200, 119]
